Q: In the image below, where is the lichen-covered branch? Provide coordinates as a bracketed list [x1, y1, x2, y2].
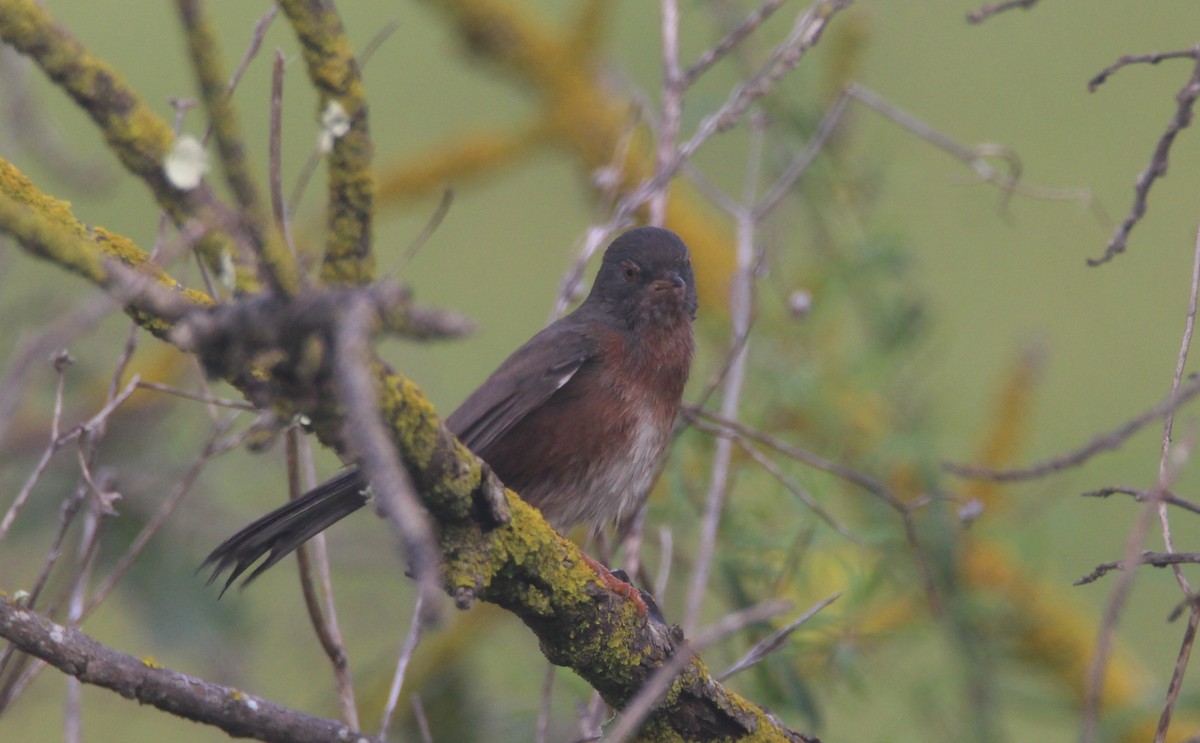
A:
[0, 0, 248, 284]
[176, 0, 300, 296]
[0, 157, 211, 339]
[279, 0, 375, 285]
[0, 597, 382, 743]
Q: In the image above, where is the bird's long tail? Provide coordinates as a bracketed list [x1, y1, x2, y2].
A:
[202, 469, 368, 593]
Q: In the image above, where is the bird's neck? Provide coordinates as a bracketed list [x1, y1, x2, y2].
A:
[625, 316, 694, 395]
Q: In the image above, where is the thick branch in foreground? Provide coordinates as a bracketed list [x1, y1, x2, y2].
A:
[0, 598, 381, 743]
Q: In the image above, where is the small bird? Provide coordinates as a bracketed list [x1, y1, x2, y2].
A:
[204, 227, 697, 603]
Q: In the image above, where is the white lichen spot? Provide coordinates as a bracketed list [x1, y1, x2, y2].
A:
[12, 590, 30, 606]
[318, 101, 351, 154]
[163, 134, 210, 190]
[50, 625, 65, 644]
[243, 697, 259, 711]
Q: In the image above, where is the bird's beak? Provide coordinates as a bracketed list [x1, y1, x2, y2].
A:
[651, 271, 686, 293]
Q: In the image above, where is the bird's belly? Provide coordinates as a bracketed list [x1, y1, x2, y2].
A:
[540, 411, 667, 532]
[481, 377, 673, 533]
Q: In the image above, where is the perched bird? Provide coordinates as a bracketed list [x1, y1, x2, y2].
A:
[204, 227, 697, 603]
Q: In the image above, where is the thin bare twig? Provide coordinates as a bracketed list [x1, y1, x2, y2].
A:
[945, 372, 1200, 482]
[411, 695, 433, 743]
[287, 429, 358, 728]
[550, 107, 643, 320]
[62, 329, 135, 731]
[332, 295, 442, 623]
[379, 589, 425, 738]
[1087, 47, 1200, 266]
[684, 0, 786, 86]
[653, 526, 673, 601]
[683, 119, 761, 636]
[719, 592, 840, 680]
[732, 435, 862, 543]
[1088, 48, 1200, 93]
[845, 84, 1102, 216]
[685, 405, 904, 508]
[574, 0, 850, 268]
[270, 48, 298, 261]
[1075, 550, 1200, 586]
[136, 380, 256, 410]
[64, 482, 104, 743]
[650, 0, 682, 226]
[391, 187, 455, 278]
[360, 19, 401, 68]
[224, 4, 278, 100]
[0, 367, 139, 544]
[2, 359, 140, 709]
[0, 481, 85, 701]
[85, 415, 246, 615]
[0, 295, 115, 452]
[755, 87, 852, 220]
[299, 435, 358, 724]
[685, 402, 943, 615]
[965, 0, 1040, 24]
[674, 1, 849, 165]
[1157, 603, 1200, 742]
[1079, 430, 1194, 743]
[0, 352, 72, 543]
[1153, 223, 1200, 603]
[535, 663, 555, 743]
[1083, 486, 1200, 517]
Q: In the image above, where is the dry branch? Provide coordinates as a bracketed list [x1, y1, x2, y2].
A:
[1075, 551, 1200, 586]
[0, 598, 381, 743]
[1087, 46, 1200, 266]
[966, 0, 1040, 24]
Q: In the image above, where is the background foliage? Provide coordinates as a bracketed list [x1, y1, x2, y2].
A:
[3, 1, 1200, 741]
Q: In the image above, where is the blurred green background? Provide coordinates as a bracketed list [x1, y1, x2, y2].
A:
[3, 1, 1200, 741]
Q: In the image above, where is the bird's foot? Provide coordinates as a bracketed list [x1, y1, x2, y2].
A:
[579, 552, 663, 621]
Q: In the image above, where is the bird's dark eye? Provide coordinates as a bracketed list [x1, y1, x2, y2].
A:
[620, 261, 640, 284]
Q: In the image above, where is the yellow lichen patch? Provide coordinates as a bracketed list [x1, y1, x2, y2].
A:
[961, 346, 1043, 513]
[279, 0, 375, 286]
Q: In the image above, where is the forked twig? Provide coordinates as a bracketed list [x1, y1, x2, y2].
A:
[1087, 47, 1200, 266]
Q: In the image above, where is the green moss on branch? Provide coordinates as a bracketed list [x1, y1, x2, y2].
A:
[0, 0, 251, 287]
[176, 0, 299, 296]
[280, 0, 375, 285]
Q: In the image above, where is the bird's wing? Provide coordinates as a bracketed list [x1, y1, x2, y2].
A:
[445, 319, 596, 453]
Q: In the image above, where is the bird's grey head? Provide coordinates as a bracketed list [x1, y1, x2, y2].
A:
[588, 227, 698, 328]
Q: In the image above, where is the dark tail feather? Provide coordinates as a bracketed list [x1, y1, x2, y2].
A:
[202, 469, 368, 594]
